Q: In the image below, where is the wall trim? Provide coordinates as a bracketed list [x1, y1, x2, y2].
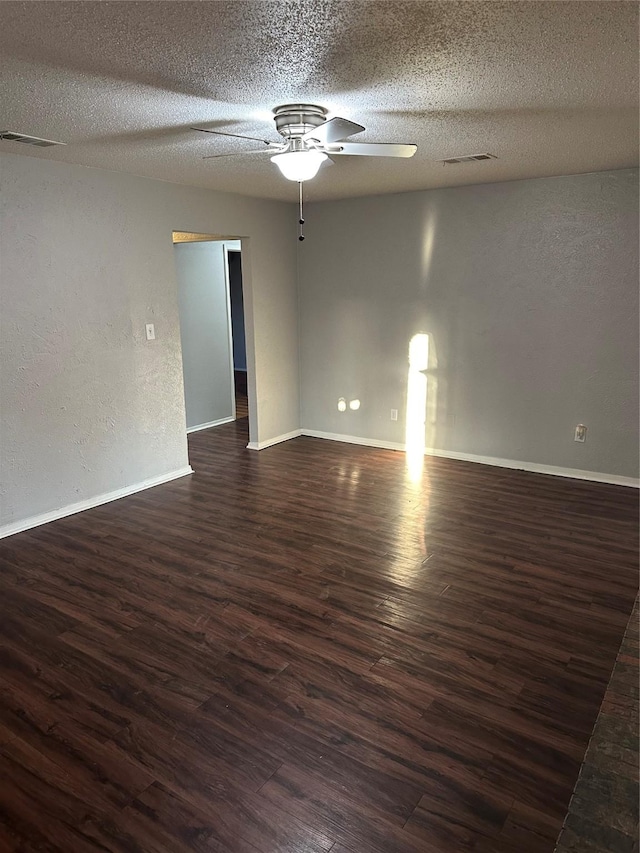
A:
[0, 466, 194, 540]
[186, 416, 234, 434]
[247, 429, 302, 451]
[300, 430, 639, 488]
[302, 429, 404, 453]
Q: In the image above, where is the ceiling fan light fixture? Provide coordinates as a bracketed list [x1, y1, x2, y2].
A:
[271, 150, 328, 181]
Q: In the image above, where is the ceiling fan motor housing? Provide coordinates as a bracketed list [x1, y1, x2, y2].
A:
[273, 104, 328, 140]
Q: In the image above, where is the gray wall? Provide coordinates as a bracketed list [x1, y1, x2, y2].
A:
[175, 241, 233, 430]
[2, 153, 637, 534]
[299, 169, 639, 479]
[0, 153, 298, 530]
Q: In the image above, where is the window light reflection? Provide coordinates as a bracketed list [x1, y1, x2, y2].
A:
[405, 333, 429, 482]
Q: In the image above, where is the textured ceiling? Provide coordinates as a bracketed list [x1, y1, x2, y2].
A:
[0, 1, 637, 202]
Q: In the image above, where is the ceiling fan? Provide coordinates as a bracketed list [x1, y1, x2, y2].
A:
[192, 103, 417, 182]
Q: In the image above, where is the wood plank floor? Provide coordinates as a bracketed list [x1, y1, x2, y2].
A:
[0, 419, 637, 852]
[235, 392, 249, 420]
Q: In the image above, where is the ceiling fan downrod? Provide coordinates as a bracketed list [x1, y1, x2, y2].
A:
[298, 181, 305, 242]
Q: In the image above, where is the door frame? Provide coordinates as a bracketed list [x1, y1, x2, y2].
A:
[172, 231, 256, 444]
[222, 240, 240, 422]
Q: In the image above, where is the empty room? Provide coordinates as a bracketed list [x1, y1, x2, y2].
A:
[0, 2, 638, 852]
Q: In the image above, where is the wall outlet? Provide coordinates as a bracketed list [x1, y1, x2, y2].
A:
[145, 323, 156, 341]
[574, 424, 587, 442]
[390, 409, 398, 421]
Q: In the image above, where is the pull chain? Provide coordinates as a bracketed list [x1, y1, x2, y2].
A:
[298, 181, 305, 241]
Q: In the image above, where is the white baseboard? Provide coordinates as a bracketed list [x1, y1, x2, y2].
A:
[0, 466, 194, 540]
[300, 430, 639, 488]
[247, 429, 302, 451]
[187, 416, 234, 434]
[426, 448, 639, 487]
[302, 429, 404, 453]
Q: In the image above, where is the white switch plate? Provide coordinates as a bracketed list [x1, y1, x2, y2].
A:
[145, 323, 156, 341]
[574, 424, 587, 442]
[390, 409, 398, 421]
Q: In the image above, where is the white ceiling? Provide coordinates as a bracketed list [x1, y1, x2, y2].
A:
[0, 1, 637, 202]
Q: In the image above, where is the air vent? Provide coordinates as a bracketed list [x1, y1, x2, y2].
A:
[441, 153, 497, 165]
[0, 131, 66, 148]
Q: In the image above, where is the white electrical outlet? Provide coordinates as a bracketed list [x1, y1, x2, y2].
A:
[574, 424, 587, 442]
[390, 409, 398, 421]
[145, 323, 156, 341]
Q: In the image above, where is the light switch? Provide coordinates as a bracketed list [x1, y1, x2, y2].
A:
[574, 424, 587, 442]
[145, 323, 156, 341]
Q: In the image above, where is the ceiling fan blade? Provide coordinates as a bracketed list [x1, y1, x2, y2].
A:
[202, 144, 287, 160]
[191, 127, 277, 146]
[329, 142, 417, 158]
[303, 117, 365, 145]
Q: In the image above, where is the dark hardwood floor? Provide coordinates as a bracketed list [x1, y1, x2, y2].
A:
[0, 419, 637, 852]
[235, 392, 249, 420]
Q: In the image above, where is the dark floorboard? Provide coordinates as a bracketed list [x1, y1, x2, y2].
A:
[0, 419, 637, 852]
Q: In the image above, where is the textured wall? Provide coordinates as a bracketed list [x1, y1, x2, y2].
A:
[174, 241, 234, 430]
[0, 153, 298, 528]
[299, 169, 639, 479]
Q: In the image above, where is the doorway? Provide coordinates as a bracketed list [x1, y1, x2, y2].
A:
[227, 249, 248, 420]
[173, 233, 249, 434]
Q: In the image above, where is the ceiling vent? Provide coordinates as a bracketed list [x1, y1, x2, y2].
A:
[0, 131, 66, 148]
[441, 153, 497, 165]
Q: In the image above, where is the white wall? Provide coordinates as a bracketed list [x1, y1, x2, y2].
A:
[299, 169, 639, 482]
[175, 241, 234, 431]
[0, 153, 298, 533]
